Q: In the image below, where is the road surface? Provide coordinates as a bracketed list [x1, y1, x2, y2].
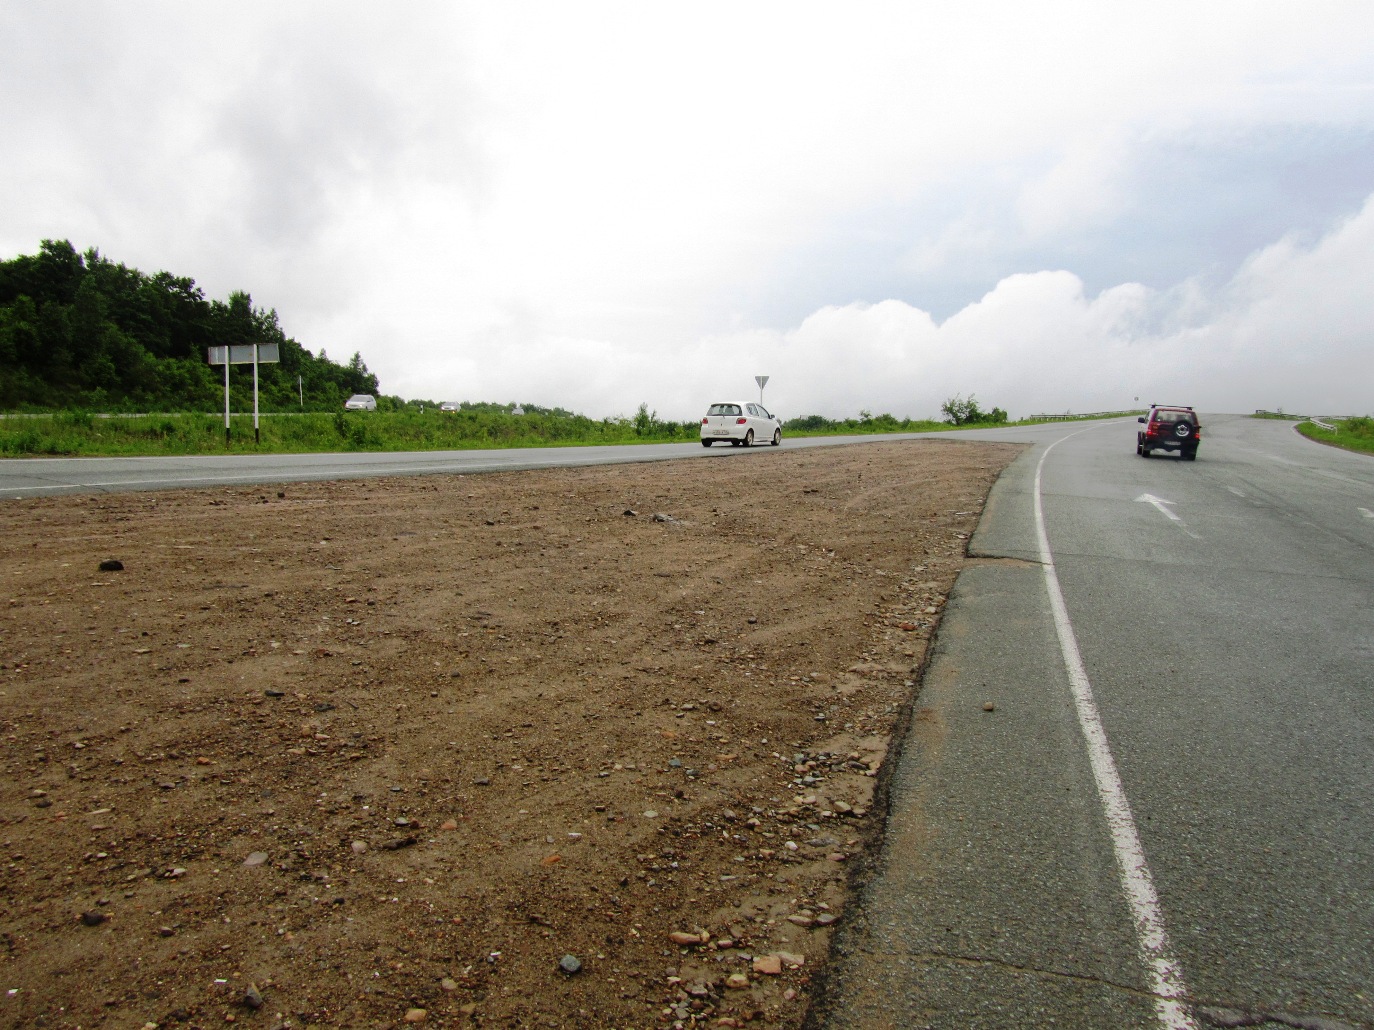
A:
[816, 414, 1374, 1029]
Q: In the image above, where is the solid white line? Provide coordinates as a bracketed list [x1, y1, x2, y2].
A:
[1035, 433, 1197, 1030]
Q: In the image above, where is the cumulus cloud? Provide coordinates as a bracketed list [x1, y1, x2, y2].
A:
[650, 195, 1374, 421]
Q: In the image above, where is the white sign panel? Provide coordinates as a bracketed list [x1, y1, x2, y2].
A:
[207, 343, 280, 365]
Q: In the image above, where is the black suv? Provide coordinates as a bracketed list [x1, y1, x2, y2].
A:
[1137, 405, 1200, 460]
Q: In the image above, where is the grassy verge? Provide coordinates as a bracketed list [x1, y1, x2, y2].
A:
[0, 410, 702, 457]
[1296, 417, 1374, 455]
[0, 407, 1131, 458]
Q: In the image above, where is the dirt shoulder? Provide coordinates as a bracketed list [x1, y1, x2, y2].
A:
[0, 439, 1021, 1029]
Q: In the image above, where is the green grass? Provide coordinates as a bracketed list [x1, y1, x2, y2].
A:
[0, 409, 700, 457]
[0, 406, 1131, 458]
[1296, 416, 1374, 455]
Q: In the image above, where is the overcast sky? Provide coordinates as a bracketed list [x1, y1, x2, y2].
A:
[4, 2, 1373, 419]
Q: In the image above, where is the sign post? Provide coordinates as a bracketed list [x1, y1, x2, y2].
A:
[208, 343, 281, 446]
[755, 375, 769, 405]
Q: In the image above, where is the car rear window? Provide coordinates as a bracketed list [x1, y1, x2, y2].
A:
[1153, 409, 1197, 423]
[708, 404, 741, 416]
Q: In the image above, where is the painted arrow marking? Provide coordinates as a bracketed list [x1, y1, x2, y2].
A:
[1360, 508, 1373, 519]
[1136, 493, 1182, 522]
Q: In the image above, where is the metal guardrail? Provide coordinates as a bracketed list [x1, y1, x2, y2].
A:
[1027, 410, 1140, 421]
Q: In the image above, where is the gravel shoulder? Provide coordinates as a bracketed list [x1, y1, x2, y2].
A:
[0, 439, 1020, 1028]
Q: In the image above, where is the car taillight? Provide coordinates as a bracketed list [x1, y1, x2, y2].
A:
[736, 417, 747, 425]
[701, 417, 709, 424]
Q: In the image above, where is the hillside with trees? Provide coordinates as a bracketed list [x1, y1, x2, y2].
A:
[0, 240, 378, 411]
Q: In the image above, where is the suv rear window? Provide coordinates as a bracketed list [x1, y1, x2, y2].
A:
[1152, 409, 1198, 424]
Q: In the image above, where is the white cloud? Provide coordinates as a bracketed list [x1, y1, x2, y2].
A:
[2, 2, 1373, 420]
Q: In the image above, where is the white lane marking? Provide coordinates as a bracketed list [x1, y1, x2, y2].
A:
[1136, 493, 1182, 522]
[1360, 508, 1373, 519]
[1227, 486, 1245, 498]
[1039, 435, 1197, 1030]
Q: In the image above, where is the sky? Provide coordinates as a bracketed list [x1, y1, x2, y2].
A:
[3, 1, 1373, 420]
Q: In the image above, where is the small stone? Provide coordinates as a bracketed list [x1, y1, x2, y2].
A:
[777, 951, 805, 967]
[785, 915, 814, 927]
[264, 689, 285, 698]
[783, 988, 798, 1001]
[80, 910, 107, 926]
[243, 852, 269, 867]
[623, 509, 637, 517]
[158, 926, 175, 937]
[983, 701, 995, 712]
[642, 810, 658, 819]
[474, 777, 490, 786]
[752, 954, 782, 975]
[725, 973, 750, 989]
[814, 912, 839, 926]
[668, 758, 682, 768]
[440, 819, 459, 831]
[669, 930, 709, 946]
[98, 559, 124, 572]
[559, 954, 582, 974]
[351, 840, 367, 854]
[439, 977, 459, 992]
[403, 1008, 427, 1023]
[243, 984, 264, 1010]
[833, 800, 853, 815]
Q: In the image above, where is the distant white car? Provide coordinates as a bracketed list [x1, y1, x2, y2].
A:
[439, 401, 461, 412]
[700, 401, 782, 447]
[344, 394, 377, 411]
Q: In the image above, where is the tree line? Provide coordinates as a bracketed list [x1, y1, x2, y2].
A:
[0, 240, 379, 411]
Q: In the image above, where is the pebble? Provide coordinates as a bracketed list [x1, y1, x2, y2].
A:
[669, 930, 708, 946]
[815, 912, 839, 926]
[243, 852, 269, 868]
[80, 910, 107, 926]
[474, 777, 491, 786]
[351, 840, 367, 854]
[752, 954, 782, 975]
[777, 951, 805, 967]
[559, 954, 582, 974]
[98, 559, 124, 572]
[725, 973, 750, 989]
[439, 978, 458, 992]
[403, 1008, 427, 1023]
[983, 701, 996, 711]
[244, 984, 264, 1010]
[158, 926, 175, 937]
[785, 915, 814, 927]
[642, 810, 658, 819]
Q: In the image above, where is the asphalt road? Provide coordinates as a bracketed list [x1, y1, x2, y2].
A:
[816, 415, 1374, 1029]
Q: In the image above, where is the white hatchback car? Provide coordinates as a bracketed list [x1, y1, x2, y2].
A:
[700, 401, 782, 447]
[344, 394, 377, 411]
